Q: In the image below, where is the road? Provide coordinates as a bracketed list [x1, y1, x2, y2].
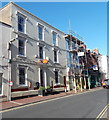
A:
[2, 89, 109, 119]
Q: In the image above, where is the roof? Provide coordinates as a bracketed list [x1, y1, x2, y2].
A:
[0, 21, 12, 27]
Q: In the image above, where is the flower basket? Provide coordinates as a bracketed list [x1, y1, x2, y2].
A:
[45, 86, 52, 94]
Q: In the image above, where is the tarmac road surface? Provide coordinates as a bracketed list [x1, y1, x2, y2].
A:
[2, 88, 109, 119]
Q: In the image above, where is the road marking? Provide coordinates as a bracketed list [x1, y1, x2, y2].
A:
[96, 103, 109, 120]
[1, 88, 103, 113]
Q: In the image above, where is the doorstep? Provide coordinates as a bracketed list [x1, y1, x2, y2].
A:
[11, 90, 39, 98]
[0, 95, 7, 102]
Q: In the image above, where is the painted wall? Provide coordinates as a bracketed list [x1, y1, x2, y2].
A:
[7, 2, 67, 90]
[0, 22, 12, 96]
[98, 55, 108, 79]
[0, 3, 11, 25]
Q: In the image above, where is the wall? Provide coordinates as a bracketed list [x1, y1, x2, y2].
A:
[0, 22, 12, 97]
[0, 3, 11, 25]
[9, 2, 67, 90]
[98, 55, 108, 79]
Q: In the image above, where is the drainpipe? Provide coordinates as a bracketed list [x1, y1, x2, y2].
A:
[7, 2, 13, 101]
[8, 44, 12, 101]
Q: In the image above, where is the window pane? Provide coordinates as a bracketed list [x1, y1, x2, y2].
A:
[19, 39, 25, 56]
[38, 26, 43, 40]
[54, 50, 57, 62]
[18, 15, 25, 32]
[40, 69, 44, 86]
[19, 68, 25, 85]
[55, 71, 58, 83]
[19, 47, 24, 55]
[39, 46, 43, 59]
[19, 40, 24, 46]
[18, 24, 24, 32]
[53, 32, 56, 45]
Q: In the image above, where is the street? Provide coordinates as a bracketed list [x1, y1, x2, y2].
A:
[2, 89, 109, 119]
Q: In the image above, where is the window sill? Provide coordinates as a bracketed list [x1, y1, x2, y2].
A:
[54, 62, 60, 64]
[38, 38, 44, 41]
[54, 83, 61, 86]
[17, 31, 28, 37]
[18, 85, 28, 87]
[18, 31, 26, 34]
[17, 55, 27, 58]
[53, 44, 58, 47]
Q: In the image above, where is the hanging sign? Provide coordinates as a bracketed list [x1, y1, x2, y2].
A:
[42, 59, 48, 64]
[78, 52, 84, 56]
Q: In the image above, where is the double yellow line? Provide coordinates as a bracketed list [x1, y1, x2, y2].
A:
[96, 103, 109, 120]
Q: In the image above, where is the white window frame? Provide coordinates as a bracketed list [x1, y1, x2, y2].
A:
[17, 12, 26, 33]
[53, 49, 59, 63]
[18, 36, 26, 57]
[38, 24, 44, 41]
[57, 50, 59, 63]
[39, 46, 43, 60]
[43, 46, 46, 59]
[39, 45, 46, 60]
[52, 31, 58, 46]
[18, 66, 27, 86]
[54, 69, 60, 85]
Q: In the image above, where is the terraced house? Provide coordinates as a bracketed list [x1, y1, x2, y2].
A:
[0, 2, 67, 101]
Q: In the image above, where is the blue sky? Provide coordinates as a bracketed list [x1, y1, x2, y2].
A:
[2, 2, 107, 55]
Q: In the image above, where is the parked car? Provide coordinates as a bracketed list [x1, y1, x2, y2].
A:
[102, 79, 109, 88]
[96, 82, 102, 87]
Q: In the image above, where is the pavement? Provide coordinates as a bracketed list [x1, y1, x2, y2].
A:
[0, 87, 103, 111]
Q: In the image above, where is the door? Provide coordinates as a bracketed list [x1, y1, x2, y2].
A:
[40, 69, 44, 87]
[40, 69, 47, 88]
[0, 73, 3, 95]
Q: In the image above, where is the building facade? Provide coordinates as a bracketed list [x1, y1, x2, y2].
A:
[0, 2, 67, 101]
[85, 49, 100, 88]
[65, 34, 89, 92]
[98, 55, 109, 79]
[65, 34, 100, 91]
[0, 22, 12, 98]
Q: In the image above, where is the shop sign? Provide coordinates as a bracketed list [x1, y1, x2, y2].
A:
[78, 52, 84, 56]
